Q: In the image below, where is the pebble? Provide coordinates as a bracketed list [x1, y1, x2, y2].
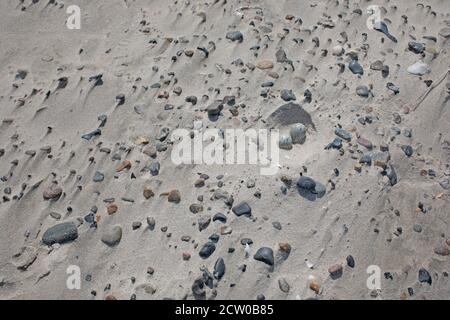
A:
[198, 216, 211, 231]
[107, 204, 118, 215]
[279, 135, 293, 150]
[253, 247, 274, 266]
[168, 190, 181, 203]
[43, 185, 63, 200]
[434, 244, 449, 256]
[346, 255, 355, 268]
[280, 89, 296, 102]
[357, 137, 373, 149]
[213, 212, 227, 223]
[278, 278, 290, 293]
[407, 60, 430, 76]
[290, 123, 306, 144]
[226, 31, 243, 43]
[349, 60, 364, 75]
[93, 171, 105, 182]
[418, 268, 432, 285]
[143, 187, 155, 199]
[232, 202, 252, 217]
[42, 222, 78, 245]
[335, 128, 352, 141]
[356, 85, 370, 97]
[328, 264, 343, 279]
[199, 242, 216, 259]
[213, 258, 225, 280]
[256, 60, 274, 70]
[101, 225, 123, 247]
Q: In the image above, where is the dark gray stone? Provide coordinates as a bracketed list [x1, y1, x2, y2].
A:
[253, 247, 274, 266]
[42, 222, 78, 246]
[232, 202, 252, 217]
[199, 242, 216, 259]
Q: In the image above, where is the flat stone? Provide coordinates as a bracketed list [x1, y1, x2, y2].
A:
[43, 185, 63, 200]
[42, 222, 78, 246]
[357, 137, 373, 149]
[278, 278, 290, 293]
[328, 264, 343, 279]
[335, 128, 352, 141]
[256, 60, 274, 70]
[226, 31, 243, 42]
[232, 202, 252, 217]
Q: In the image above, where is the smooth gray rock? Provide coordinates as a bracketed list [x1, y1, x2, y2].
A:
[226, 31, 243, 42]
[42, 222, 78, 246]
[232, 202, 252, 217]
[101, 225, 122, 247]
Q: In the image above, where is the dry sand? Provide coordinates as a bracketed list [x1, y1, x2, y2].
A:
[0, 0, 449, 300]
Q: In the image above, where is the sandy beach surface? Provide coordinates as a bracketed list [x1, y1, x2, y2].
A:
[0, 0, 449, 300]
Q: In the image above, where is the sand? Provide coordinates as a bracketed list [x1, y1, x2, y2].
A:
[0, 0, 449, 300]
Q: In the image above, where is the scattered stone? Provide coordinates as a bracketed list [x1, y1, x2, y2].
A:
[143, 187, 155, 199]
[256, 60, 274, 70]
[42, 222, 78, 246]
[198, 216, 211, 231]
[335, 128, 352, 141]
[280, 89, 296, 102]
[328, 264, 343, 279]
[101, 225, 123, 247]
[43, 185, 63, 200]
[232, 202, 252, 217]
[107, 204, 118, 215]
[434, 244, 449, 256]
[290, 123, 306, 144]
[346, 255, 355, 268]
[168, 190, 181, 203]
[253, 247, 274, 266]
[226, 31, 243, 43]
[93, 171, 105, 182]
[213, 258, 225, 280]
[418, 268, 432, 285]
[278, 278, 290, 293]
[116, 160, 131, 172]
[199, 242, 216, 259]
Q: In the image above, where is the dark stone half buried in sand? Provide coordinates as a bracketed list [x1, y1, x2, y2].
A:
[266, 102, 315, 129]
[232, 202, 252, 217]
[297, 176, 326, 201]
[213, 258, 225, 280]
[253, 247, 274, 266]
[199, 242, 216, 259]
[42, 222, 78, 246]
